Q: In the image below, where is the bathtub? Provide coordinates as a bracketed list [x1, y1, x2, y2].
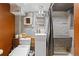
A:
[9, 45, 30, 56]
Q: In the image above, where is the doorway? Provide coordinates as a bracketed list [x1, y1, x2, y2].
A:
[46, 3, 74, 56]
[52, 3, 74, 56]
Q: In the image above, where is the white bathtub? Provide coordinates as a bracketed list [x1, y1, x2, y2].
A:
[9, 45, 30, 56]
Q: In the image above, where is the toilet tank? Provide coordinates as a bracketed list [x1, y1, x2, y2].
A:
[19, 38, 31, 45]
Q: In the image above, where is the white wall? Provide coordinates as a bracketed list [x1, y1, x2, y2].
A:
[15, 12, 34, 35]
[15, 12, 49, 36]
[20, 12, 35, 36]
[15, 15, 20, 34]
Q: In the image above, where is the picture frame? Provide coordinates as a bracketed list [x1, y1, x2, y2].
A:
[24, 16, 32, 25]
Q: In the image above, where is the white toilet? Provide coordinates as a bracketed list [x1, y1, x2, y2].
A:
[9, 38, 31, 56]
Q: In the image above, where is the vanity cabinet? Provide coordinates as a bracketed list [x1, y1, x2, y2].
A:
[35, 34, 46, 56]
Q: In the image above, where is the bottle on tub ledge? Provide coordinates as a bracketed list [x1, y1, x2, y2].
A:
[15, 34, 19, 39]
[15, 33, 27, 39]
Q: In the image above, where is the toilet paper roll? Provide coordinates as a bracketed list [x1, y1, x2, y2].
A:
[0, 49, 3, 55]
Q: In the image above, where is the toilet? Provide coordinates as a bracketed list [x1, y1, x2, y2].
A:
[9, 38, 31, 56]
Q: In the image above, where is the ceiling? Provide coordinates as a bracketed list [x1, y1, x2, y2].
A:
[53, 3, 73, 11]
[16, 3, 50, 12]
[10, 3, 74, 12]
[10, 3, 74, 16]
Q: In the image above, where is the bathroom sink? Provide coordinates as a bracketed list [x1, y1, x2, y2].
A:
[35, 33, 46, 35]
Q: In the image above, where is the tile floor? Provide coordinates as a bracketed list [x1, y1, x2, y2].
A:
[54, 38, 72, 55]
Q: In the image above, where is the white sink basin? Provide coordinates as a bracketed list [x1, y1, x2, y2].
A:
[35, 33, 46, 35]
